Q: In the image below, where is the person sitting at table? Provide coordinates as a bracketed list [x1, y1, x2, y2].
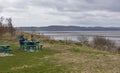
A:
[24, 35, 36, 52]
[31, 35, 36, 41]
[19, 35, 25, 50]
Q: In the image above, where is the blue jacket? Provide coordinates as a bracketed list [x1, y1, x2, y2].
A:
[19, 36, 25, 44]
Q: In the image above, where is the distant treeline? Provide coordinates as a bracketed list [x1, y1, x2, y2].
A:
[16, 26, 120, 31]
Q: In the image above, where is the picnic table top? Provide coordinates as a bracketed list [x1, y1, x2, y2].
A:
[0, 44, 10, 47]
[24, 41, 40, 43]
[24, 41, 39, 42]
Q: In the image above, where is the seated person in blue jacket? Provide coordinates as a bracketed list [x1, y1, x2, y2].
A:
[19, 35, 25, 50]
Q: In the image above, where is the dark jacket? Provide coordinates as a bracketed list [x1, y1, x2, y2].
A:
[19, 36, 25, 45]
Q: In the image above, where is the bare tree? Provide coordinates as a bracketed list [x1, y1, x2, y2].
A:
[0, 16, 15, 36]
[6, 18, 15, 35]
[0, 17, 4, 36]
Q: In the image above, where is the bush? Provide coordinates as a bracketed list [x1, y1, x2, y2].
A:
[116, 47, 120, 54]
[92, 36, 115, 51]
[77, 36, 89, 46]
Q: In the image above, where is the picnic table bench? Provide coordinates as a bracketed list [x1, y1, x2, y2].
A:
[21, 41, 43, 52]
[0, 44, 12, 53]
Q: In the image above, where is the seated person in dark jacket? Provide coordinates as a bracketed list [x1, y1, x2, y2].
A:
[19, 35, 25, 50]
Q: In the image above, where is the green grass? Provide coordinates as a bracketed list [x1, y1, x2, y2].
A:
[0, 42, 119, 73]
[0, 47, 61, 73]
[0, 35, 120, 73]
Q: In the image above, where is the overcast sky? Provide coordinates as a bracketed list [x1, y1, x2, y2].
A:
[0, 0, 120, 27]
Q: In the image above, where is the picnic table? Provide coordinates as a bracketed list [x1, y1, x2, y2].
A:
[21, 41, 43, 52]
[0, 44, 12, 53]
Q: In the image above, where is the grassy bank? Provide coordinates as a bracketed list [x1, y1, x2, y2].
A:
[0, 33, 120, 73]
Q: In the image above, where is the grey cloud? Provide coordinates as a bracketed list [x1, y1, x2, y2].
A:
[91, 0, 120, 12]
[0, 0, 30, 14]
[1, 0, 120, 27]
[1, 0, 120, 14]
[0, 6, 3, 13]
[0, 4, 4, 13]
[29, 0, 120, 12]
[14, 0, 30, 9]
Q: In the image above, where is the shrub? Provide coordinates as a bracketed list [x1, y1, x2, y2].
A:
[117, 47, 120, 54]
[92, 36, 115, 51]
[77, 35, 89, 45]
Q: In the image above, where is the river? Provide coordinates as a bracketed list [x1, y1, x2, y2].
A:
[27, 31, 120, 46]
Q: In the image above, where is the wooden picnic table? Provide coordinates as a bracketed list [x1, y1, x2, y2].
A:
[22, 41, 43, 52]
[0, 44, 12, 53]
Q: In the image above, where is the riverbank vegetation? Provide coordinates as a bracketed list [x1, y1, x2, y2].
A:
[77, 36, 120, 53]
[0, 32, 120, 73]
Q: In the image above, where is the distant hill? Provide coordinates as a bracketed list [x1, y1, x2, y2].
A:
[15, 25, 120, 31]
